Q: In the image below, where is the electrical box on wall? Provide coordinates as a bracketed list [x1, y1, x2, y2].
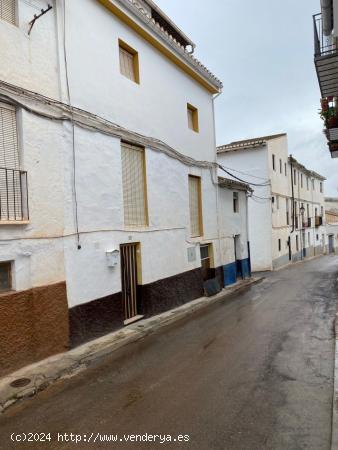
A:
[187, 247, 196, 262]
[106, 249, 119, 267]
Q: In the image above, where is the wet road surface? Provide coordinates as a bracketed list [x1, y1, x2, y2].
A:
[0, 255, 338, 450]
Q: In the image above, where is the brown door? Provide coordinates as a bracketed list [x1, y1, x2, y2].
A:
[120, 244, 139, 321]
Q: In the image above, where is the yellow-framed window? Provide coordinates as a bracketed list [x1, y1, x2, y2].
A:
[119, 39, 140, 84]
[189, 175, 203, 237]
[187, 104, 199, 132]
[121, 142, 148, 227]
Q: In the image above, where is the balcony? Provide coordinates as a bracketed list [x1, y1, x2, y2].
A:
[314, 13, 338, 158]
[315, 215, 323, 227]
[313, 14, 338, 97]
[0, 168, 29, 223]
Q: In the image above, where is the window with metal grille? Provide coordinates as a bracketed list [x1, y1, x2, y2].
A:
[121, 142, 148, 227]
[0, 103, 26, 221]
[0, 0, 16, 25]
[119, 40, 139, 83]
[187, 104, 199, 132]
[0, 261, 11, 292]
[189, 175, 202, 237]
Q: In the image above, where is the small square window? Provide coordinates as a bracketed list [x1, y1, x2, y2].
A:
[187, 104, 199, 132]
[0, 261, 12, 292]
[233, 192, 239, 213]
[119, 40, 139, 83]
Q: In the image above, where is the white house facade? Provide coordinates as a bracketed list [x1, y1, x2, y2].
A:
[217, 134, 327, 272]
[0, 0, 252, 375]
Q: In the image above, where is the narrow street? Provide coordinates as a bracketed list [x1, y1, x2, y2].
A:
[0, 255, 337, 450]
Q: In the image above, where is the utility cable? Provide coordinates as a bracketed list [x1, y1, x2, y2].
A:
[218, 164, 271, 187]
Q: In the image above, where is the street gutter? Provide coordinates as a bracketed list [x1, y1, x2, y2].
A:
[0, 277, 263, 414]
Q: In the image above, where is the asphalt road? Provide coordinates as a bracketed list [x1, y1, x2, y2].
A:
[1, 255, 338, 450]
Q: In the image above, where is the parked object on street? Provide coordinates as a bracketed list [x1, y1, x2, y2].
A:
[217, 134, 327, 271]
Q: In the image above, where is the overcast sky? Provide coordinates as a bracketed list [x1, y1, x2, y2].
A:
[156, 0, 338, 196]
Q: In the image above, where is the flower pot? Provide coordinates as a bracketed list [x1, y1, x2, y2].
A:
[327, 117, 338, 128]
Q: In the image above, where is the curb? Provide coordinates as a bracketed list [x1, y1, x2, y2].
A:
[332, 310, 338, 449]
[0, 277, 263, 414]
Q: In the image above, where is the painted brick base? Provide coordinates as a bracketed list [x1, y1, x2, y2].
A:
[69, 292, 123, 348]
[69, 267, 225, 348]
[0, 282, 69, 378]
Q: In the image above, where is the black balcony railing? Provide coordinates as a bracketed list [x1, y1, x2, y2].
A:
[0, 168, 29, 222]
[313, 13, 337, 57]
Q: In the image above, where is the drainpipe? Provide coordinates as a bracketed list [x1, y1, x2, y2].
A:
[290, 156, 295, 233]
[245, 191, 252, 277]
[212, 90, 222, 278]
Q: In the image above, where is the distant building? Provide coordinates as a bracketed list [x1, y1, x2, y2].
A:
[217, 134, 327, 271]
[325, 197, 338, 253]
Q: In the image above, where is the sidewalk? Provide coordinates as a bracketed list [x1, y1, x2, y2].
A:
[0, 277, 262, 414]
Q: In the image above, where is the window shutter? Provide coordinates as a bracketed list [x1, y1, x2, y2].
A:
[119, 47, 136, 82]
[0, 0, 16, 25]
[0, 103, 19, 169]
[0, 103, 22, 221]
[189, 175, 202, 237]
[121, 142, 148, 227]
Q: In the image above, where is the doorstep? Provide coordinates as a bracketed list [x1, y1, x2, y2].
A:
[0, 276, 263, 414]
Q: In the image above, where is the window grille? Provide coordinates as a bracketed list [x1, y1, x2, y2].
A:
[121, 142, 148, 227]
[0, 0, 15, 24]
[189, 175, 202, 237]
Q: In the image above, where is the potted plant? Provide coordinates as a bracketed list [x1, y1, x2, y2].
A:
[319, 105, 338, 128]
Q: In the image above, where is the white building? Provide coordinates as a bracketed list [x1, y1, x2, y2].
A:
[217, 134, 327, 272]
[325, 197, 338, 253]
[0, 0, 251, 375]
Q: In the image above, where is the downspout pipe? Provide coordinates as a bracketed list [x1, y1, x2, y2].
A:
[321, 0, 333, 36]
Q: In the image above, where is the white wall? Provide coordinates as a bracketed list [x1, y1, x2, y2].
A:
[0, 0, 60, 99]
[218, 188, 249, 265]
[218, 145, 272, 271]
[61, 0, 216, 162]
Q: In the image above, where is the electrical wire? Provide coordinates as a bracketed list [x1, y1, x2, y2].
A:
[218, 164, 270, 182]
[218, 164, 271, 187]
